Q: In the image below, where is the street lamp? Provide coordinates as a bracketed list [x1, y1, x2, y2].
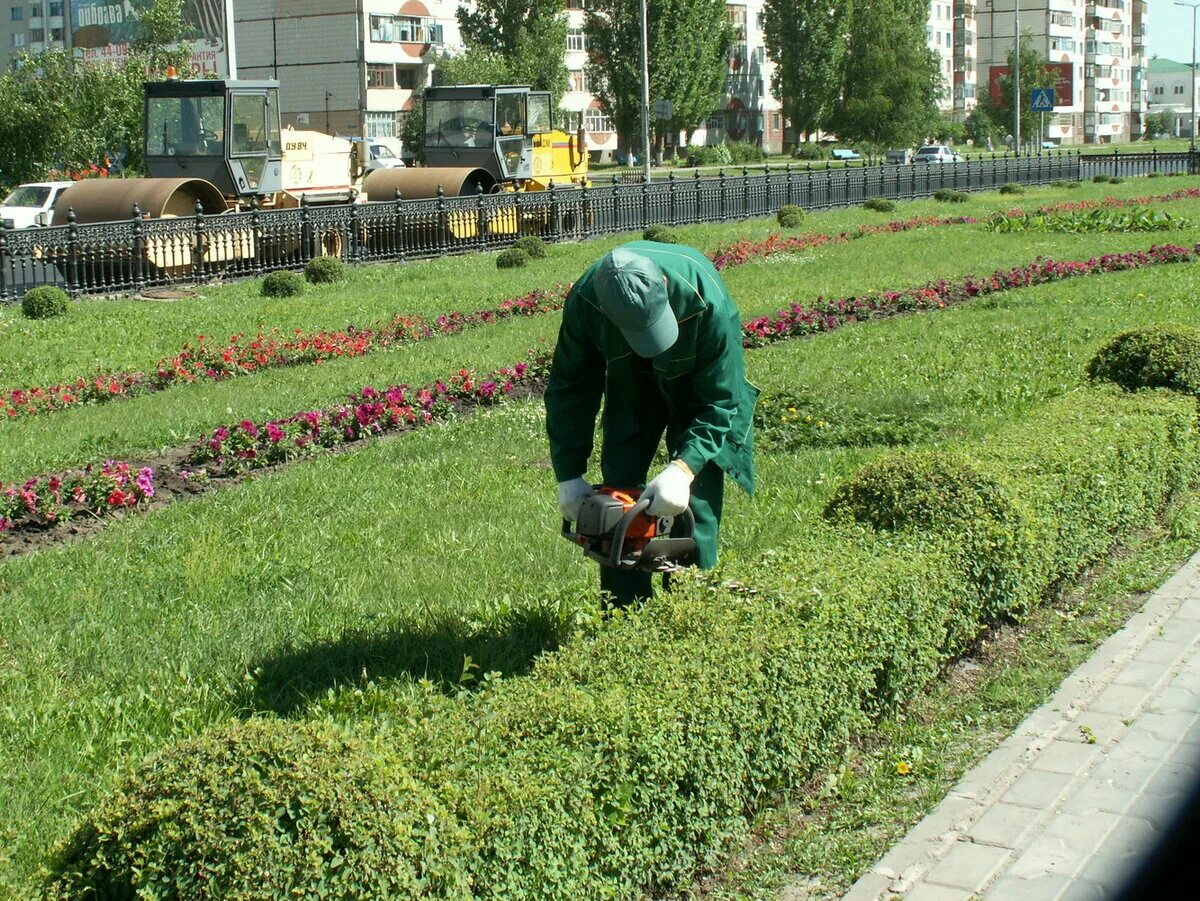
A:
[1177, 1, 1199, 149]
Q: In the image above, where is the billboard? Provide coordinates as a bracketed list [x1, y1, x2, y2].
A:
[988, 62, 1075, 109]
[70, 1, 229, 76]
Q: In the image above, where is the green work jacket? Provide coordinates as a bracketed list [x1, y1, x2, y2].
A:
[545, 240, 757, 495]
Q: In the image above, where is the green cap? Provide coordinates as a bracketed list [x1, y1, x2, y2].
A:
[593, 248, 677, 358]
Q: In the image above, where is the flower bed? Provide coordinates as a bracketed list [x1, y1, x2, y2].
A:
[741, 244, 1198, 347]
[1, 460, 155, 534]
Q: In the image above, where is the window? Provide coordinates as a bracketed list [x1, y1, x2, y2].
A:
[367, 63, 395, 89]
[11, 32, 23, 46]
[705, 112, 723, 134]
[230, 94, 269, 155]
[49, 26, 62, 41]
[365, 111, 397, 139]
[9, 6, 21, 20]
[583, 107, 614, 133]
[146, 95, 226, 157]
[1176, 84, 1186, 95]
[28, 27, 41, 41]
[566, 27, 585, 51]
[48, 1, 62, 14]
[395, 66, 418, 90]
[370, 14, 443, 45]
[569, 69, 588, 93]
[566, 0, 586, 9]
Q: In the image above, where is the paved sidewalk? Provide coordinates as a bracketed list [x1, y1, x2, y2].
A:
[835, 552, 1200, 901]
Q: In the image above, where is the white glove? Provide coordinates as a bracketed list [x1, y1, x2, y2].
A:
[643, 462, 693, 517]
[558, 477, 595, 521]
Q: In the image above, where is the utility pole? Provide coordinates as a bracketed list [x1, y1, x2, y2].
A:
[1179, 1, 1200, 149]
[223, 0, 238, 78]
[639, 0, 652, 182]
[1013, 0, 1021, 155]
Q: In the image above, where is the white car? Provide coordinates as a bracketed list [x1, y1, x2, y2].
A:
[913, 144, 963, 164]
[1, 181, 74, 229]
[365, 140, 405, 171]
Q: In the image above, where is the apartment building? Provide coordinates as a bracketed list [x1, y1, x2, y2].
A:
[1148, 58, 1198, 139]
[2, 1, 67, 67]
[978, 1, 1150, 145]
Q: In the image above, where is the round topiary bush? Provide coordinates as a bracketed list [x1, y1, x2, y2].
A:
[934, 188, 969, 203]
[304, 255, 347, 284]
[44, 719, 447, 899]
[1086, 325, 1200, 396]
[999, 182, 1025, 195]
[513, 235, 548, 259]
[776, 204, 806, 228]
[643, 224, 680, 243]
[1093, 173, 1113, 184]
[496, 247, 529, 269]
[261, 270, 305, 298]
[863, 197, 896, 213]
[21, 285, 69, 320]
[823, 451, 1018, 533]
[1109, 175, 1124, 184]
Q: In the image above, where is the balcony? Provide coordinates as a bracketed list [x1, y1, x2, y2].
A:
[954, 0, 976, 16]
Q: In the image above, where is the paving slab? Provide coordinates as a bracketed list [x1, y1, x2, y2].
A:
[823, 551, 1200, 901]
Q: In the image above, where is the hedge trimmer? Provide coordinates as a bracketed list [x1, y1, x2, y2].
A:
[561, 487, 697, 572]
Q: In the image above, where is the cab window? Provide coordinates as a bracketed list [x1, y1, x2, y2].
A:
[231, 94, 269, 155]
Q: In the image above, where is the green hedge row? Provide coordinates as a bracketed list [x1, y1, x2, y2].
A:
[45, 387, 1197, 899]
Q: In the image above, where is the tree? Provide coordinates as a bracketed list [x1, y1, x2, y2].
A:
[585, 0, 733, 152]
[826, 0, 943, 153]
[1145, 110, 1174, 140]
[0, 0, 190, 185]
[455, 1, 570, 107]
[977, 33, 1057, 148]
[761, 1, 853, 147]
[964, 106, 1001, 149]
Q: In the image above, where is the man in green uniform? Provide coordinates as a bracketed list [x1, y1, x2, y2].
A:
[546, 240, 758, 606]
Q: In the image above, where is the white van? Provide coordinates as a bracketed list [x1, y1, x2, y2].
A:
[1, 181, 74, 229]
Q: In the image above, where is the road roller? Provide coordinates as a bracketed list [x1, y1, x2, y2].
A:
[363, 84, 590, 237]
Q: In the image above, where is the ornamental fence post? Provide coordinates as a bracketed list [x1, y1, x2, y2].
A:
[393, 188, 405, 263]
[581, 179, 592, 238]
[299, 194, 312, 265]
[668, 171, 676, 224]
[475, 184, 487, 252]
[785, 163, 794, 206]
[611, 175, 621, 234]
[131, 203, 145, 292]
[694, 168, 701, 223]
[249, 196, 263, 274]
[436, 185, 448, 255]
[194, 199, 207, 282]
[761, 161, 770, 216]
[718, 169, 727, 221]
[1112, 148, 1120, 180]
[641, 171, 649, 229]
[348, 196, 362, 263]
[741, 165, 750, 219]
[0, 225, 8, 303]
[549, 180, 560, 241]
[65, 208, 80, 293]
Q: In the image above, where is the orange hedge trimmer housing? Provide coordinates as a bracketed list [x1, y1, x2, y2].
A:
[561, 486, 697, 572]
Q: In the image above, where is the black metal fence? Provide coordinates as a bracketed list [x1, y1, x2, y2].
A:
[1, 150, 1195, 302]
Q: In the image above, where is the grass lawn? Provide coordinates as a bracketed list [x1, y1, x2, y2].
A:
[3, 178, 1200, 483]
[4, 228, 1200, 892]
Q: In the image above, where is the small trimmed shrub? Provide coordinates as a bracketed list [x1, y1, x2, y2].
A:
[643, 224, 680, 243]
[863, 197, 896, 213]
[999, 182, 1025, 195]
[933, 188, 969, 203]
[21, 286, 69, 319]
[1086, 325, 1200, 396]
[496, 247, 529, 269]
[1148, 171, 1165, 179]
[1051, 179, 1071, 188]
[1093, 173, 1114, 183]
[727, 141, 767, 164]
[776, 204, 806, 228]
[260, 270, 305, 298]
[304, 255, 347, 284]
[792, 142, 824, 161]
[513, 235, 548, 259]
[1110, 175, 1125, 184]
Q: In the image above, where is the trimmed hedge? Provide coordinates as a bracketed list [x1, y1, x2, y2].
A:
[496, 248, 529, 269]
[643, 224, 680, 243]
[933, 188, 969, 203]
[999, 182, 1025, 195]
[21, 286, 69, 319]
[513, 236, 548, 259]
[1086, 324, 1200, 396]
[260, 270, 304, 298]
[776, 204, 806, 228]
[46, 388, 1198, 899]
[304, 255, 347, 284]
[863, 197, 896, 213]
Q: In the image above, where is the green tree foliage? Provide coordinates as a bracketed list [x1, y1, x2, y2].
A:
[585, 0, 734, 149]
[762, 1, 853, 144]
[455, 1, 570, 106]
[826, 0, 943, 152]
[977, 33, 1057, 147]
[1145, 110, 1174, 140]
[0, 0, 190, 185]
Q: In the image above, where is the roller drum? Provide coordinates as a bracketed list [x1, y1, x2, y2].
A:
[364, 167, 497, 201]
[52, 178, 229, 225]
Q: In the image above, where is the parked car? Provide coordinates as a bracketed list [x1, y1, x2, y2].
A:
[913, 144, 963, 164]
[365, 140, 405, 171]
[0, 181, 74, 229]
[831, 148, 861, 161]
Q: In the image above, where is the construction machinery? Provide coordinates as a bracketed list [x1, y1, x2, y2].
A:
[363, 84, 589, 202]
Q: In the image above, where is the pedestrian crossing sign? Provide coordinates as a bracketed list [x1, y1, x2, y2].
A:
[1030, 88, 1056, 112]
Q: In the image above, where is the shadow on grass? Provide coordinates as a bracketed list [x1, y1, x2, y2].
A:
[244, 606, 572, 716]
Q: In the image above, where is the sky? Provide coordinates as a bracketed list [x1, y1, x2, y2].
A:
[1151, 0, 1200, 65]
